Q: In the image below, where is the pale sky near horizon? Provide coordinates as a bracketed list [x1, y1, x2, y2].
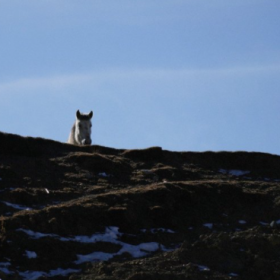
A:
[1, 1, 280, 155]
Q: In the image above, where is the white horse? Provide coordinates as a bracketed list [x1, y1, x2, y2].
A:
[68, 110, 93, 145]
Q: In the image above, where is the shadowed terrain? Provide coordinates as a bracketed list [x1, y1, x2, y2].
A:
[0, 132, 280, 280]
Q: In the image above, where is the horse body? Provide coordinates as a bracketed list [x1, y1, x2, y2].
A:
[68, 110, 93, 145]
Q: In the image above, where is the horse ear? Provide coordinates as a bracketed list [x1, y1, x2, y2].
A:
[89, 111, 93, 119]
[76, 110, 81, 119]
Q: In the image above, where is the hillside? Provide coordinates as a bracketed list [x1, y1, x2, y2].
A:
[0, 131, 280, 280]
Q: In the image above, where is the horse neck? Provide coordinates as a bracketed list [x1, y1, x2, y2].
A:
[69, 123, 78, 144]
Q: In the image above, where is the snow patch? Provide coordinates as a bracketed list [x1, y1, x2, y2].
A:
[259, 221, 269, 226]
[75, 252, 113, 264]
[0, 264, 80, 280]
[73, 227, 168, 264]
[18, 268, 80, 280]
[49, 268, 81, 277]
[25, 251, 37, 259]
[18, 226, 175, 244]
[203, 223, 213, 229]
[219, 169, 250, 176]
[197, 264, 210, 271]
[17, 229, 60, 239]
[75, 241, 162, 264]
[19, 271, 44, 280]
[118, 242, 160, 258]
[0, 262, 12, 275]
[17, 227, 173, 265]
[1, 201, 32, 211]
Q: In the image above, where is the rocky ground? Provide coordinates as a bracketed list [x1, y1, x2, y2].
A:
[0, 131, 280, 280]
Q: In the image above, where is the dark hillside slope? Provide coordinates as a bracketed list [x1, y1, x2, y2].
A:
[0, 132, 280, 280]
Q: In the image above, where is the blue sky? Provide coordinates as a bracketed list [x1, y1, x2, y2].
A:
[1, 0, 280, 155]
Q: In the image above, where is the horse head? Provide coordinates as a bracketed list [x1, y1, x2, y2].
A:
[75, 110, 93, 145]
